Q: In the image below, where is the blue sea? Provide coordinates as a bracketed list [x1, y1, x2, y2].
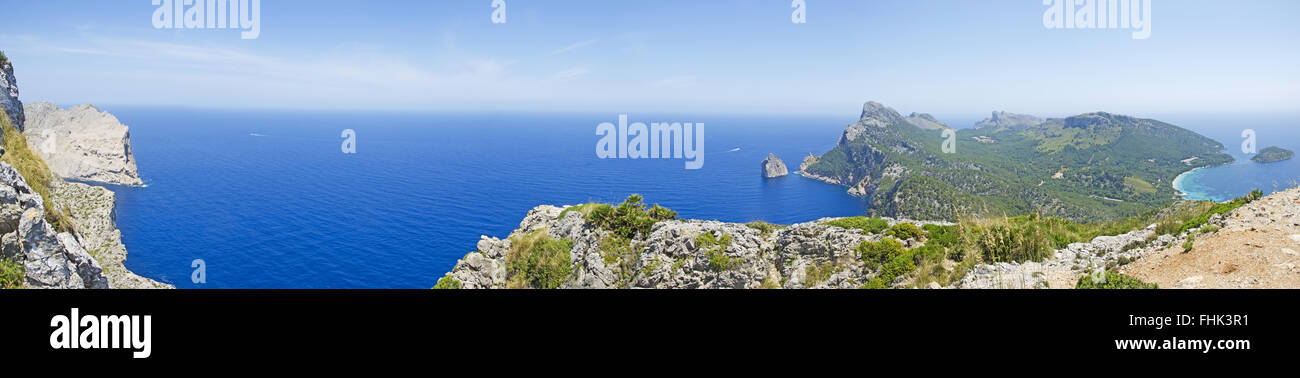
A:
[94, 109, 1300, 288]
[1162, 114, 1300, 202]
[102, 108, 868, 288]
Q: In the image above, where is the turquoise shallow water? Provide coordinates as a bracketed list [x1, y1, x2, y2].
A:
[1165, 114, 1300, 202]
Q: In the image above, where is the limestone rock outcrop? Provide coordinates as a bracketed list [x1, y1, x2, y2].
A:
[0, 58, 22, 132]
[973, 111, 1044, 131]
[0, 162, 109, 289]
[761, 153, 788, 178]
[22, 102, 143, 186]
[441, 204, 950, 289]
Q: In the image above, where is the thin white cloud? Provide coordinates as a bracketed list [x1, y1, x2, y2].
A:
[548, 38, 600, 55]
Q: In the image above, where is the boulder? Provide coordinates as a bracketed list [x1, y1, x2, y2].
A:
[19, 208, 83, 289]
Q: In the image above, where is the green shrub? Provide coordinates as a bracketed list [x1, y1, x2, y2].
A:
[558, 203, 604, 220]
[0, 51, 7, 64]
[911, 247, 962, 288]
[1182, 235, 1195, 253]
[857, 237, 905, 270]
[879, 253, 917, 283]
[823, 216, 889, 234]
[599, 235, 641, 287]
[1075, 271, 1157, 289]
[1174, 190, 1262, 235]
[744, 221, 784, 236]
[1, 258, 22, 289]
[859, 277, 890, 289]
[696, 232, 736, 271]
[853, 236, 923, 288]
[911, 243, 945, 264]
[432, 275, 462, 289]
[585, 194, 677, 239]
[505, 231, 574, 289]
[922, 224, 959, 248]
[1050, 233, 1076, 249]
[886, 222, 925, 241]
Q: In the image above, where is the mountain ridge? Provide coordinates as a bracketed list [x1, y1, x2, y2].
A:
[800, 101, 1233, 222]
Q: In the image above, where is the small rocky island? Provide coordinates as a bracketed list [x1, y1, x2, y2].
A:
[1251, 146, 1294, 163]
[761, 153, 788, 178]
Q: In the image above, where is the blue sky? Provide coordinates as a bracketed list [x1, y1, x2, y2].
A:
[1, 0, 1298, 122]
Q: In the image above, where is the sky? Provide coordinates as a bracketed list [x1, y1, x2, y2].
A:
[1, 0, 1298, 122]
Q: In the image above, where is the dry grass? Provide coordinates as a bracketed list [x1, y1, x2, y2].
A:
[0, 109, 74, 232]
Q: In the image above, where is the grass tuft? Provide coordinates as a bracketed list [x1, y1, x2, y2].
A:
[1, 258, 22, 289]
[432, 275, 462, 289]
[1, 109, 74, 233]
[505, 230, 574, 289]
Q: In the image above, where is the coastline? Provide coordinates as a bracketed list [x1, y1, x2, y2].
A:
[52, 181, 173, 288]
[1171, 167, 1204, 198]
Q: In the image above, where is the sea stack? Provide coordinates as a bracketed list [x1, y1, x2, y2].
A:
[22, 102, 143, 186]
[761, 153, 788, 178]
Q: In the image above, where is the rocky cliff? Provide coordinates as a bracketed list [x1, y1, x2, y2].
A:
[22, 102, 143, 186]
[0, 57, 167, 289]
[51, 181, 172, 288]
[0, 162, 107, 288]
[0, 58, 22, 132]
[799, 101, 1234, 222]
